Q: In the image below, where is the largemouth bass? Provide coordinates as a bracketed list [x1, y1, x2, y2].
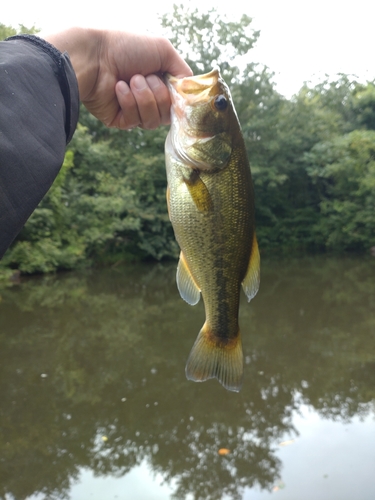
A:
[165, 68, 260, 392]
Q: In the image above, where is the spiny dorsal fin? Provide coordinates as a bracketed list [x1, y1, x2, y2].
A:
[176, 252, 201, 305]
[242, 233, 260, 302]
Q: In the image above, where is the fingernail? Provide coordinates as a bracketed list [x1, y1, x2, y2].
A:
[132, 75, 147, 91]
[146, 74, 161, 90]
[117, 81, 129, 95]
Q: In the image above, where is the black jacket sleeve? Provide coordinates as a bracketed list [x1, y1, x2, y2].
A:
[0, 35, 80, 259]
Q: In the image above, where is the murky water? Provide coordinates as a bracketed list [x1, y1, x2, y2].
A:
[0, 256, 374, 500]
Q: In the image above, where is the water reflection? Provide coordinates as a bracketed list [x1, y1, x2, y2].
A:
[0, 256, 374, 500]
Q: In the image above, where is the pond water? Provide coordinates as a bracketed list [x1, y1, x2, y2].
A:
[0, 256, 374, 500]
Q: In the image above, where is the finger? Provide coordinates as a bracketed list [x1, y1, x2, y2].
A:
[114, 80, 141, 129]
[156, 37, 193, 79]
[145, 75, 171, 126]
[130, 75, 162, 130]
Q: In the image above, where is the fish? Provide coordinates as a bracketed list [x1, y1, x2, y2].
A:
[164, 68, 260, 392]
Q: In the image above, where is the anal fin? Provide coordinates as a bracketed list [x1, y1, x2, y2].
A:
[176, 252, 201, 305]
[242, 233, 260, 302]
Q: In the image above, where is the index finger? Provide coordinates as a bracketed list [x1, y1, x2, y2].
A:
[155, 37, 193, 79]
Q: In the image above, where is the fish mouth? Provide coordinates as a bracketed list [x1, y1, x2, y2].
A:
[165, 68, 222, 104]
[165, 68, 231, 169]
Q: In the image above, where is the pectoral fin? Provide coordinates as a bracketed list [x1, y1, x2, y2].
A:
[166, 185, 171, 218]
[184, 172, 213, 213]
[242, 234, 260, 302]
[176, 252, 201, 305]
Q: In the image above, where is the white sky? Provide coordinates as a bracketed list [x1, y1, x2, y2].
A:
[2, 0, 374, 97]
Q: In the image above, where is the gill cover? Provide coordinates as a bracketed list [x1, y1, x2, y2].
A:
[166, 69, 233, 170]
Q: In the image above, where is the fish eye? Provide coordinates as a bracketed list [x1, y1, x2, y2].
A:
[214, 95, 228, 111]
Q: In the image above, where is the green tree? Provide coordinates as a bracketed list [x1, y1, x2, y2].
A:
[0, 22, 39, 41]
[160, 5, 259, 83]
[245, 75, 366, 252]
[3, 122, 178, 273]
[352, 82, 375, 130]
[305, 130, 375, 251]
[2, 10, 375, 275]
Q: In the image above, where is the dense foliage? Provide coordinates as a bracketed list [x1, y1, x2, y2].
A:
[1, 8, 374, 274]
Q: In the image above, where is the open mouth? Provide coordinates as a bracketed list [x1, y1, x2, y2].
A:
[165, 69, 220, 103]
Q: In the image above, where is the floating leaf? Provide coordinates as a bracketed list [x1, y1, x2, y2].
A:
[218, 448, 230, 455]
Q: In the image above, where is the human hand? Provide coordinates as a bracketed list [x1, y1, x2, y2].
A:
[43, 28, 192, 130]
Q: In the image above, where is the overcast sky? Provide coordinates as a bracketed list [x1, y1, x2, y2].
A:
[2, 0, 374, 97]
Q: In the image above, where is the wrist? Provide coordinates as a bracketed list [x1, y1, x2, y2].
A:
[42, 27, 103, 100]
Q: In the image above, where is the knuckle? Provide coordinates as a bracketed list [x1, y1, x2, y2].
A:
[142, 118, 160, 130]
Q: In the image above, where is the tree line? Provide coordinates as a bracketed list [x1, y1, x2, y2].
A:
[1, 6, 375, 274]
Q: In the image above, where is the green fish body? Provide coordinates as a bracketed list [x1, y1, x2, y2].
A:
[165, 69, 260, 392]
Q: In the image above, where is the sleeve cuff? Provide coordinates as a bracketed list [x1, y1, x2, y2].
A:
[6, 34, 80, 144]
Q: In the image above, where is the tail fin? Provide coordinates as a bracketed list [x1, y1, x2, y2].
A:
[185, 324, 243, 392]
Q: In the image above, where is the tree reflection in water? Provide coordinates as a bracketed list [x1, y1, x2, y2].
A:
[0, 256, 374, 500]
